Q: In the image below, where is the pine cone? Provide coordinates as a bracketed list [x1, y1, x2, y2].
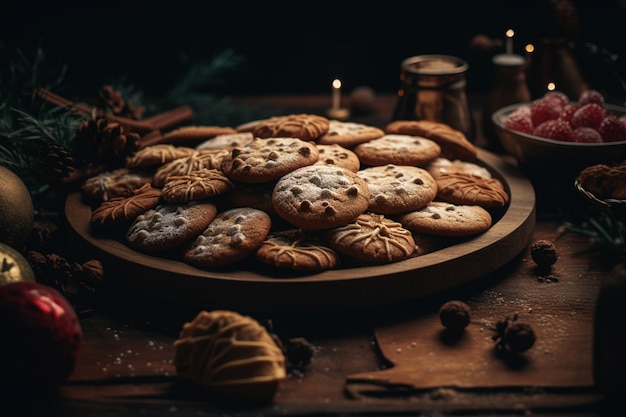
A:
[76, 109, 141, 167]
[41, 143, 76, 184]
[99, 85, 145, 120]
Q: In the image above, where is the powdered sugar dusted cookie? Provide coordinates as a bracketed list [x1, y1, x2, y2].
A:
[251, 113, 330, 141]
[435, 172, 509, 208]
[314, 143, 361, 172]
[317, 120, 384, 147]
[272, 165, 370, 230]
[385, 119, 477, 161]
[255, 229, 340, 272]
[125, 201, 218, 253]
[324, 212, 417, 264]
[220, 137, 319, 184]
[425, 157, 492, 179]
[396, 201, 493, 237]
[353, 134, 441, 167]
[183, 207, 272, 269]
[161, 168, 235, 203]
[195, 132, 255, 151]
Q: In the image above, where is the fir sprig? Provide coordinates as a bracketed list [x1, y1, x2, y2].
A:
[560, 211, 626, 264]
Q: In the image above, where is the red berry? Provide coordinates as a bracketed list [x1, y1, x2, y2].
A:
[543, 91, 569, 107]
[533, 119, 573, 141]
[558, 104, 577, 124]
[599, 115, 626, 142]
[572, 127, 603, 143]
[578, 89, 605, 108]
[570, 103, 605, 130]
[0, 282, 82, 392]
[503, 106, 533, 134]
[530, 98, 562, 127]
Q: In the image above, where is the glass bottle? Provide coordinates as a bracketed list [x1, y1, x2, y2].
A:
[482, 53, 531, 151]
[392, 55, 473, 141]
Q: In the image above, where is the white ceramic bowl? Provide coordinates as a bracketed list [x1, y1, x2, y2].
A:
[492, 102, 626, 179]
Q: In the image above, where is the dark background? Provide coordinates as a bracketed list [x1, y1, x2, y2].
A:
[1, 0, 625, 99]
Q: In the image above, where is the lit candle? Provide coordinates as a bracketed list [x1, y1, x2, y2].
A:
[547, 82, 556, 91]
[332, 78, 341, 111]
[505, 29, 515, 55]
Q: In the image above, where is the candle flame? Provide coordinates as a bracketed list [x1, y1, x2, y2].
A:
[332, 79, 342, 89]
[547, 82, 556, 91]
[525, 43, 534, 53]
[506, 29, 515, 39]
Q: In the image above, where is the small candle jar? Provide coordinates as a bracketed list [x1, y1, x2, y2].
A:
[392, 55, 474, 140]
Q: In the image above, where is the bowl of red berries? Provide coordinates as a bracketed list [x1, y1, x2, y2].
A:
[492, 90, 626, 181]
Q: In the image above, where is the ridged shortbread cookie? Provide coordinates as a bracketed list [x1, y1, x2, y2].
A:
[255, 228, 340, 272]
[153, 149, 230, 187]
[161, 168, 235, 203]
[125, 202, 218, 253]
[272, 165, 370, 230]
[183, 207, 272, 269]
[80, 167, 153, 204]
[125, 144, 196, 168]
[357, 164, 438, 214]
[396, 201, 493, 237]
[353, 134, 441, 167]
[324, 212, 417, 264]
[435, 172, 509, 208]
[221, 137, 319, 184]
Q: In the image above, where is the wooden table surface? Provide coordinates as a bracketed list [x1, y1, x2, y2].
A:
[12, 94, 622, 416]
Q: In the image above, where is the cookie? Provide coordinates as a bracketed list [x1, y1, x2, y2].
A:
[250, 113, 330, 141]
[255, 229, 340, 272]
[89, 183, 162, 232]
[435, 172, 509, 208]
[183, 207, 272, 269]
[161, 168, 235, 203]
[396, 201, 493, 237]
[578, 163, 626, 200]
[153, 149, 230, 187]
[314, 143, 361, 172]
[220, 137, 319, 184]
[196, 132, 255, 151]
[125, 201, 218, 253]
[161, 125, 238, 144]
[272, 165, 371, 230]
[80, 167, 153, 204]
[125, 144, 196, 169]
[357, 164, 438, 214]
[425, 157, 492, 179]
[385, 120, 477, 161]
[316, 120, 384, 147]
[353, 134, 441, 167]
[324, 212, 417, 264]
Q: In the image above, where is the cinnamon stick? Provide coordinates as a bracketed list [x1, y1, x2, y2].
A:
[143, 105, 194, 131]
[138, 130, 165, 148]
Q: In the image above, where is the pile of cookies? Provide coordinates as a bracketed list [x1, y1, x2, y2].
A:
[81, 114, 509, 274]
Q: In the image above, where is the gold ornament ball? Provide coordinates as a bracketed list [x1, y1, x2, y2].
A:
[0, 165, 34, 249]
[0, 241, 36, 285]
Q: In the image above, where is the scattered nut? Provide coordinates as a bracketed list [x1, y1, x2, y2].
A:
[530, 240, 558, 267]
[438, 300, 471, 332]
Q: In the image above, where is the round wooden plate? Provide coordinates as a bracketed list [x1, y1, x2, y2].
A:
[65, 148, 535, 313]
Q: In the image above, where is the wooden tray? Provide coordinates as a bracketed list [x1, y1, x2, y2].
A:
[65, 148, 535, 313]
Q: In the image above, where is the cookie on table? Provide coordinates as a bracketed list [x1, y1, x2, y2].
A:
[195, 132, 255, 151]
[314, 143, 361, 172]
[255, 228, 340, 272]
[272, 165, 371, 230]
[425, 157, 491, 179]
[183, 207, 272, 269]
[220, 137, 319, 184]
[161, 168, 235, 203]
[153, 149, 230, 187]
[357, 164, 438, 214]
[435, 172, 509, 208]
[89, 183, 162, 233]
[324, 212, 417, 264]
[160, 125, 238, 145]
[385, 120, 477, 161]
[396, 201, 493, 237]
[250, 113, 330, 141]
[80, 167, 153, 204]
[125, 144, 196, 169]
[316, 120, 385, 147]
[353, 134, 441, 167]
[125, 201, 218, 253]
